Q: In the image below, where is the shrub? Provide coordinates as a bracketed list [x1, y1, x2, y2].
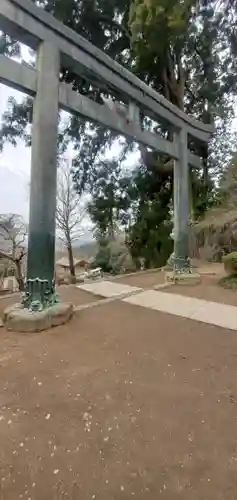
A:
[223, 252, 237, 275]
[93, 245, 112, 273]
[219, 274, 237, 289]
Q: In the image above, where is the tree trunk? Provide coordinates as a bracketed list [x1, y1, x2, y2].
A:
[15, 259, 25, 291]
[67, 240, 76, 278]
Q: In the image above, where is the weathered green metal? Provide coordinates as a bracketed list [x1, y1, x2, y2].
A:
[25, 41, 60, 309]
[167, 251, 191, 274]
[22, 278, 60, 311]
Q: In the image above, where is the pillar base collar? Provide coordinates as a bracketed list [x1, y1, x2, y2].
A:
[22, 278, 60, 311]
[166, 253, 191, 274]
[165, 270, 201, 285]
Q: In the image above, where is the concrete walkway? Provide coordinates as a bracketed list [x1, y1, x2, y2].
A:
[124, 290, 237, 331]
[77, 280, 142, 298]
[78, 279, 237, 331]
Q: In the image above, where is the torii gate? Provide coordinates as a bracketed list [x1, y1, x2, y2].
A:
[0, 0, 213, 328]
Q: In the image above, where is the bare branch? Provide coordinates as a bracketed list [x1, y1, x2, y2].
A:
[0, 213, 27, 260]
[0, 250, 14, 262]
[56, 158, 85, 243]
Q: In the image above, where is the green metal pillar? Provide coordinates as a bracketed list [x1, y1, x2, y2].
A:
[23, 41, 60, 311]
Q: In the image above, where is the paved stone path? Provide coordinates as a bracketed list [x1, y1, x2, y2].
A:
[78, 279, 237, 331]
[124, 290, 237, 331]
[78, 280, 142, 298]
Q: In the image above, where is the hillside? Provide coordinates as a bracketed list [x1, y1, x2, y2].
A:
[55, 233, 126, 263]
[55, 240, 98, 262]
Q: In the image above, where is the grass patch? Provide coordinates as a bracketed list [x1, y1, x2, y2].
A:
[219, 274, 237, 290]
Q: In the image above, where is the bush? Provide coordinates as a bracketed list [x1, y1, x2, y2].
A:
[93, 245, 112, 273]
[223, 252, 237, 275]
[219, 274, 237, 289]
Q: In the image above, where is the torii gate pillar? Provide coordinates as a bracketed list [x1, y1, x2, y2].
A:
[166, 129, 201, 284]
[24, 41, 60, 310]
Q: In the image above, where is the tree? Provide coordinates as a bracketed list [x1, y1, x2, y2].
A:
[0, 214, 27, 291]
[87, 158, 132, 272]
[193, 154, 237, 259]
[125, 162, 173, 268]
[87, 159, 131, 239]
[2, 0, 237, 268]
[216, 152, 237, 208]
[56, 159, 85, 278]
[129, 0, 237, 174]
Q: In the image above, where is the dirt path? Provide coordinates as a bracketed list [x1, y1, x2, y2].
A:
[0, 288, 102, 318]
[110, 270, 165, 288]
[0, 301, 237, 499]
[58, 286, 102, 305]
[164, 274, 237, 306]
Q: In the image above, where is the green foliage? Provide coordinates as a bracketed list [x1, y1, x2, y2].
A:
[127, 221, 173, 268]
[92, 237, 134, 274]
[0, 33, 20, 58]
[223, 252, 237, 275]
[86, 159, 131, 240]
[93, 239, 112, 273]
[195, 153, 237, 262]
[129, 0, 194, 42]
[125, 164, 173, 268]
[219, 274, 237, 290]
[208, 123, 237, 184]
[190, 168, 215, 219]
[129, 0, 195, 108]
[0, 97, 32, 151]
[216, 153, 237, 208]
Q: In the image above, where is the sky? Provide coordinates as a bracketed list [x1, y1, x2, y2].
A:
[0, 82, 97, 243]
[0, 84, 31, 221]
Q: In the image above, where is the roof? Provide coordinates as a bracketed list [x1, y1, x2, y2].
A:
[56, 257, 88, 267]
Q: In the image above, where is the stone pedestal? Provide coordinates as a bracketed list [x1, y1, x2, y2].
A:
[3, 302, 73, 333]
[165, 271, 201, 285]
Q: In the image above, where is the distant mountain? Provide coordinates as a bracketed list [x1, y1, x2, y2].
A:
[77, 240, 97, 258]
[55, 227, 94, 251]
[73, 228, 94, 246]
[55, 232, 126, 262]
